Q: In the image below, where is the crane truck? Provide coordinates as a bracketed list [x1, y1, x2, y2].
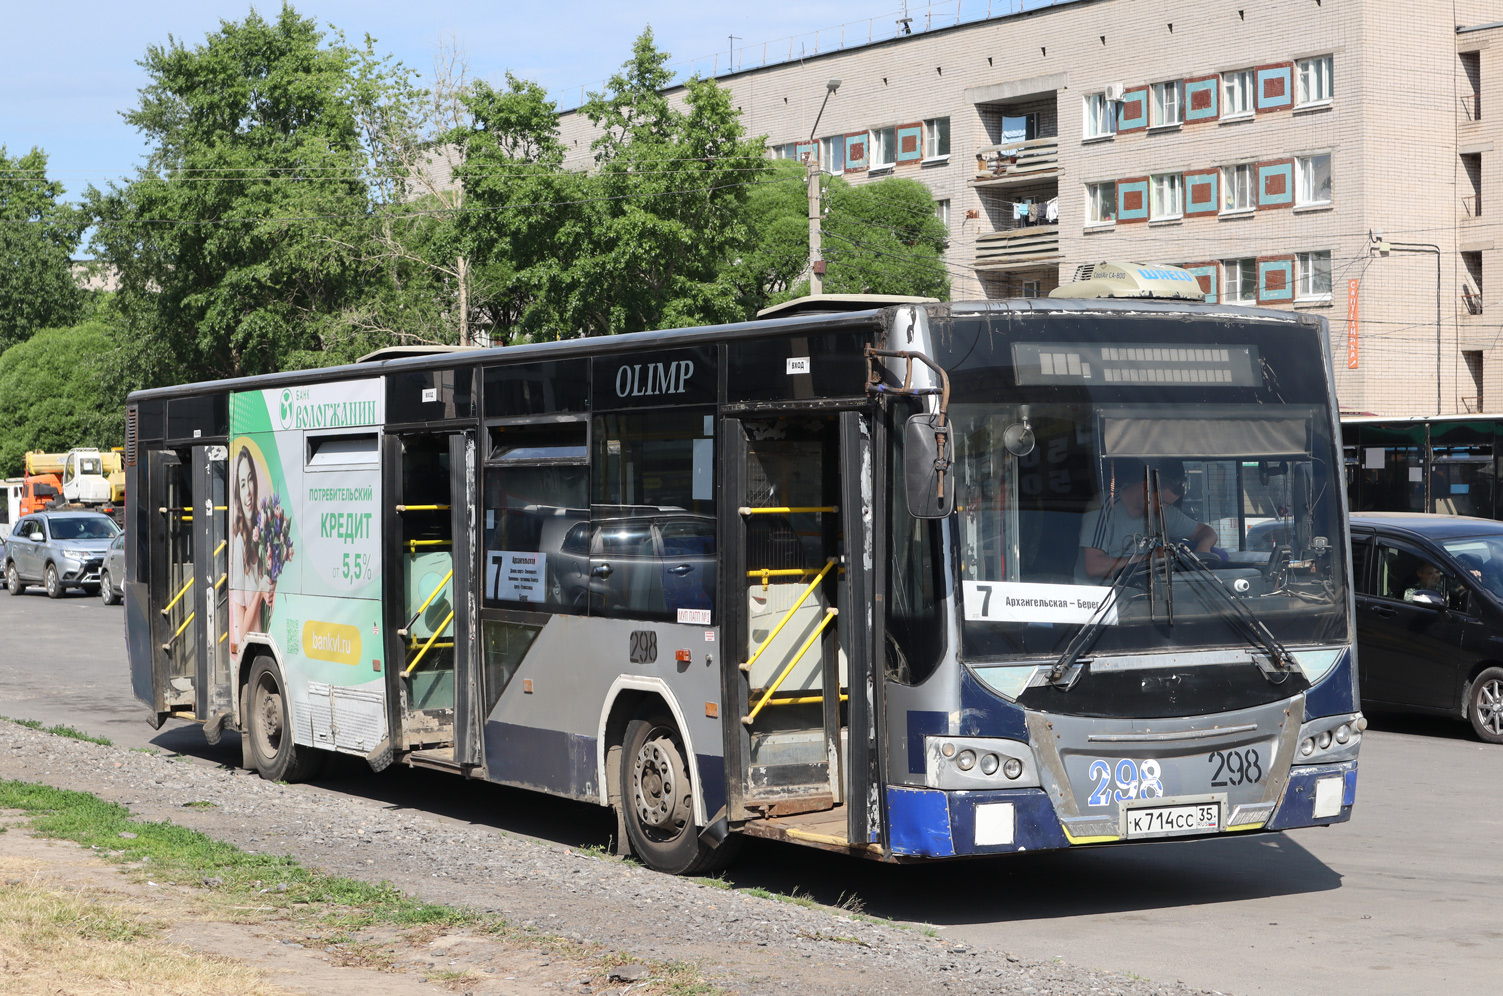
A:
[21, 449, 124, 518]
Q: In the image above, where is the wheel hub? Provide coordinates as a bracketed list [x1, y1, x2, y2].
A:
[633, 733, 690, 831]
[1478, 679, 1503, 735]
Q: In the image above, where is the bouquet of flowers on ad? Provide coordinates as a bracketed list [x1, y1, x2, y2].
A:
[254, 493, 295, 582]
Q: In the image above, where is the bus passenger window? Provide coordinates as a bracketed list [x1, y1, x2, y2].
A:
[590, 410, 717, 622]
[482, 420, 589, 613]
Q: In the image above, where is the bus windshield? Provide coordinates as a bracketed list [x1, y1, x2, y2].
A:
[936, 311, 1349, 661]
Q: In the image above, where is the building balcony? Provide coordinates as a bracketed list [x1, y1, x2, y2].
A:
[970, 138, 1059, 188]
[1463, 289, 1484, 316]
[974, 224, 1061, 271]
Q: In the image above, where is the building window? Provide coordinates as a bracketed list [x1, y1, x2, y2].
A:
[1021, 280, 1041, 298]
[1297, 56, 1333, 105]
[934, 199, 950, 228]
[1150, 173, 1183, 220]
[775, 143, 799, 160]
[924, 117, 950, 159]
[1463, 250, 1484, 315]
[1222, 163, 1255, 212]
[1086, 181, 1116, 224]
[1222, 70, 1254, 117]
[1296, 154, 1332, 206]
[819, 136, 844, 175]
[869, 126, 897, 169]
[1151, 81, 1183, 127]
[1297, 251, 1332, 300]
[1224, 258, 1258, 303]
[1083, 93, 1117, 138]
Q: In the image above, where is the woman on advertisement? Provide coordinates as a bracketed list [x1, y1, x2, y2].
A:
[229, 443, 292, 658]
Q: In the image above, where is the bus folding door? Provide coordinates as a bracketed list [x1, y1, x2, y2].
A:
[147, 450, 196, 718]
[724, 414, 852, 819]
[190, 445, 232, 741]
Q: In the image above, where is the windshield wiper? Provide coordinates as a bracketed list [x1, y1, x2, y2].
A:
[1046, 535, 1147, 689]
[1151, 468, 1174, 627]
[1166, 544, 1297, 682]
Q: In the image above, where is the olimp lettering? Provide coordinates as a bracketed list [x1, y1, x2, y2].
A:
[615, 360, 695, 398]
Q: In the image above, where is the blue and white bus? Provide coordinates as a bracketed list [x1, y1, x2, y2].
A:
[126, 265, 1361, 873]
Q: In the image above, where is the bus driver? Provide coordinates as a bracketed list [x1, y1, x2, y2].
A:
[1076, 458, 1217, 583]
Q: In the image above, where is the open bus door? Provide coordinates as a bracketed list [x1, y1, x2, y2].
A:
[144, 449, 196, 723]
[383, 430, 480, 769]
[721, 410, 880, 849]
[190, 445, 232, 741]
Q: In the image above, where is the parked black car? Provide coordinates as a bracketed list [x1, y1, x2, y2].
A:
[1350, 513, 1503, 743]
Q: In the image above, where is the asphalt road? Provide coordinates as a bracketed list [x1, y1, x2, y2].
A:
[1, 587, 1498, 995]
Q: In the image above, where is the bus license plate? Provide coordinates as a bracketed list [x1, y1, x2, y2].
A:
[1124, 802, 1221, 838]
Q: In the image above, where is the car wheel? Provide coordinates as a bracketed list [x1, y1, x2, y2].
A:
[1467, 666, 1503, 744]
[82, 583, 100, 597]
[618, 711, 734, 875]
[44, 564, 63, 599]
[245, 656, 322, 782]
[99, 571, 119, 605]
[4, 563, 21, 596]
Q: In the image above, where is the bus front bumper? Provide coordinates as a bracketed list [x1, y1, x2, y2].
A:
[886, 759, 1358, 857]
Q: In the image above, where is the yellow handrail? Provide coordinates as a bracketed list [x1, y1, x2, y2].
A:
[160, 577, 194, 617]
[751, 693, 850, 707]
[397, 504, 451, 512]
[405, 539, 452, 550]
[160, 611, 195, 651]
[738, 505, 837, 515]
[405, 610, 454, 676]
[738, 558, 836, 674]
[213, 540, 227, 557]
[400, 569, 453, 636]
[744, 608, 839, 725]
[215, 573, 227, 591]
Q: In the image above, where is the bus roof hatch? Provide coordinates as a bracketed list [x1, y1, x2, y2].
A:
[1047, 262, 1205, 301]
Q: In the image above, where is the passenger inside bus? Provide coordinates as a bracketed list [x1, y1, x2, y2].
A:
[1075, 457, 1218, 584]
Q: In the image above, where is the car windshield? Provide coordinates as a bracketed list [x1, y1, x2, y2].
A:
[1440, 533, 1503, 598]
[48, 517, 119, 540]
[933, 311, 1350, 662]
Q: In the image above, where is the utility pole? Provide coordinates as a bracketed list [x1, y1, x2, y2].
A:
[808, 79, 841, 296]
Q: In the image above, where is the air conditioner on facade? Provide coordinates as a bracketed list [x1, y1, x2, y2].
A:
[1104, 83, 1125, 101]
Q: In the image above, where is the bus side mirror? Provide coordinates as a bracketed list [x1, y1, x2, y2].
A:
[904, 413, 956, 519]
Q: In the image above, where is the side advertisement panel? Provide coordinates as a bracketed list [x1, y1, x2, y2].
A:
[228, 380, 387, 756]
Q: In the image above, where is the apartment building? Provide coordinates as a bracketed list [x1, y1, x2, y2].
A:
[554, 0, 1502, 416]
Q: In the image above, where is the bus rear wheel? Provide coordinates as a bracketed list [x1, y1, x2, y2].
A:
[619, 712, 725, 875]
[246, 657, 320, 782]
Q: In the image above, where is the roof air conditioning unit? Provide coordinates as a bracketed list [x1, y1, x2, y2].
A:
[1104, 83, 1125, 102]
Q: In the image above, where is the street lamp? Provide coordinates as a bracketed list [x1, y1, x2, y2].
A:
[1371, 232, 1443, 415]
[808, 79, 841, 296]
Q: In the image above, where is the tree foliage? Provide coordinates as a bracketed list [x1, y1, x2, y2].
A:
[0, 318, 120, 477]
[0, 147, 87, 353]
[739, 162, 951, 309]
[84, 5, 392, 387]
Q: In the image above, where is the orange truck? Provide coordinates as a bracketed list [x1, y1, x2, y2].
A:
[21, 449, 123, 517]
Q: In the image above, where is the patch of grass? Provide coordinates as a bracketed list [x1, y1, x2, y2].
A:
[918, 925, 940, 938]
[42, 725, 112, 746]
[797, 930, 870, 947]
[181, 801, 218, 809]
[129, 747, 158, 755]
[741, 887, 774, 901]
[2, 717, 42, 730]
[692, 874, 732, 890]
[833, 890, 866, 915]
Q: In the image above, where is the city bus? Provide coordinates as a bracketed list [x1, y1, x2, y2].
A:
[125, 273, 1361, 873]
[1343, 414, 1503, 519]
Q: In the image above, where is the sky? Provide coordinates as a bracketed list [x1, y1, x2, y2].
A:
[0, 0, 1003, 204]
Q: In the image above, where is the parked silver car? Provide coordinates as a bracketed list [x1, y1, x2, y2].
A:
[100, 531, 127, 605]
[3, 511, 120, 599]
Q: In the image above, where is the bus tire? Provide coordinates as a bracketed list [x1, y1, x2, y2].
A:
[246, 657, 320, 783]
[619, 711, 724, 875]
[1467, 666, 1503, 744]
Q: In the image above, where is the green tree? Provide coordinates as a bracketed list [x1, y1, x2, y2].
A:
[0, 147, 87, 353]
[737, 164, 951, 310]
[460, 28, 772, 339]
[85, 5, 401, 386]
[0, 319, 120, 477]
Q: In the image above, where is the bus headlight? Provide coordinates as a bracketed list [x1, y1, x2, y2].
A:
[924, 736, 1038, 789]
[1335, 724, 1351, 744]
[1002, 757, 1024, 780]
[956, 749, 977, 771]
[1300, 738, 1316, 756]
[979, 753, 999, 776]
[1317, 731, 1333, 750]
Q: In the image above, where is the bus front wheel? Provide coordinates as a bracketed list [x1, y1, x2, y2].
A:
[245, 657, 320, 782]
[619, 712, 725, 875]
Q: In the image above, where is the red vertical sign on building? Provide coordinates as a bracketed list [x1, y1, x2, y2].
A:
[1346, 279, 1360, 369]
